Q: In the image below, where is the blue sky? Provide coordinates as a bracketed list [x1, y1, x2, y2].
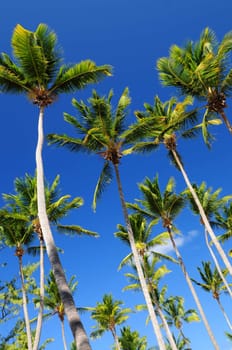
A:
[1, 0, 232, 349]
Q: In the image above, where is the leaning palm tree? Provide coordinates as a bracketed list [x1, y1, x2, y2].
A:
[0, 173, 98, 350]
[157, 27, 232, 133]
[126, 175, 219, 350]
[84, 294, 131, 350]
[123, 95, 232, 278]
[192, 261, 232, 331]
[0, 23, 111, 350]
[183, 182, 232, 297]
[47, 88, 167, 349]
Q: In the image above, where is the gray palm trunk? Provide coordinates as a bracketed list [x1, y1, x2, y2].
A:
[36, 107, 92, 350]
[33, 238, 45, 350]
[111, 326, 121, 350]
[166, 225, 219, 350]
[171, 148, 232, 276]
[61, 318, 68, 350]
[216, 297, 232, 331]
[113, 163, 167, 350]
[18, 254, 33, 350]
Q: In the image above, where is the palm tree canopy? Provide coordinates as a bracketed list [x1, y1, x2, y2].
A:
[192, 261, 231, 300]
[127, 175, 185, 230]
[157, 27, 232, 99]
[0, 23, 112, 106]
[47, 88, 132, 209]
[85, 294, 131, 339]
[118, 326, 155, 350]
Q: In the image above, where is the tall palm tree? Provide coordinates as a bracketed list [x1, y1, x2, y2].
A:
[157, 27, 232, 133]
[192, 261, 232, 331]
[0, 173, 98, 350]
[47, 88, 167, 349]
[85, 294, 131, 350]
[162, 296, 199, 344]
[34, 271, 78, 350]
[126, 175, 219, 349]
[183, 182, 232, 297]
[123, 95, 232, 277]
[0, 23, 111, 350]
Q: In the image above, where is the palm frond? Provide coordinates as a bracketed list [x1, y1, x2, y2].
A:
[92, 161, 113, 211]
[56, 224, 98, 237]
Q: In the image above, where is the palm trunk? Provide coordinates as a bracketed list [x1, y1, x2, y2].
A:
[113, 163, 167, 350]
[166, 226, 219, 350]
[18, 254, 33, 350]
[172, 149, 232, 276]
[61, 318, 68, 350]
[36, 107, 92, 350]
[216, 298, 232, 331]
[204, 228, 232, 298]
[155, 303, 178, 350]
[33, 238, 45, 350]
[111, 327, 121, 350]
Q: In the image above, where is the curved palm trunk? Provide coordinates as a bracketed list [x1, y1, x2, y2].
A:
[33, 238, 45, 350]
[172, 149, 232, 276]
[216, 298, 232, 331]
[36, 108, 92, 350]
[155, 302, 178, 350]
[166, 226, 219, 350]
[113, 163, 167, 350]
[18, 254, 33, 350]
[204, 229, 232, 298]
[61, 318, 68, 350]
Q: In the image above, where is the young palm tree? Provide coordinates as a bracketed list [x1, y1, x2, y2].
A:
[123, 95, 232, 277]
[183, 182, 232, 297]
[0, 173, 98, 350]
[84, 294, 131, 350]
[157, 28, 232, 133]
[0, 23, 111, 350]
[162, 296, 199, 344]
[47, 88, 167, 349]
[126, 175, 219, 349]
[192, 261, 232, 331]
[34, 271, 78, 350]
[118, 326, 156, 350]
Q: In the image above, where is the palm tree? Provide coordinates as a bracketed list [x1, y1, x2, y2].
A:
[157, 27, 232, 133]
[47, 88, 167, 349]
[118, 326, 156, 350]
[192, 261, 232, 331]
[126, 175, 219, 350]
[162, 296, 199, 344]
[0, 215, 35, 350]
[0, 173, 98, 350]
[183, 182, 232, 297]
[85, 294, 131, 350]
[115, 213, 178, 350]
[215, 201, 232, 246]
[0, 23, 111, 350]
[123, 95, 232, 277]
[34, 271, 78, 350]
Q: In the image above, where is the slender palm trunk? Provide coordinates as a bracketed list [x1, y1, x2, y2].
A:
[18, 254, 33, 350]
[216, 298, 232, 331]
[111, 327, 121, 350]
[166, 226, 219, 350]
[113, 163, 167, 350]
[61, 318, 68, 350]
[172, 149, 232, 276]
[155, 303, 178, 350]
[33, 238, 45, 350]
[204, 229, 232, 298]
[36, 107, 92, 350]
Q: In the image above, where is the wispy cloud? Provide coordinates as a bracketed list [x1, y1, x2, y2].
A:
[153, 230, 199, 255]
